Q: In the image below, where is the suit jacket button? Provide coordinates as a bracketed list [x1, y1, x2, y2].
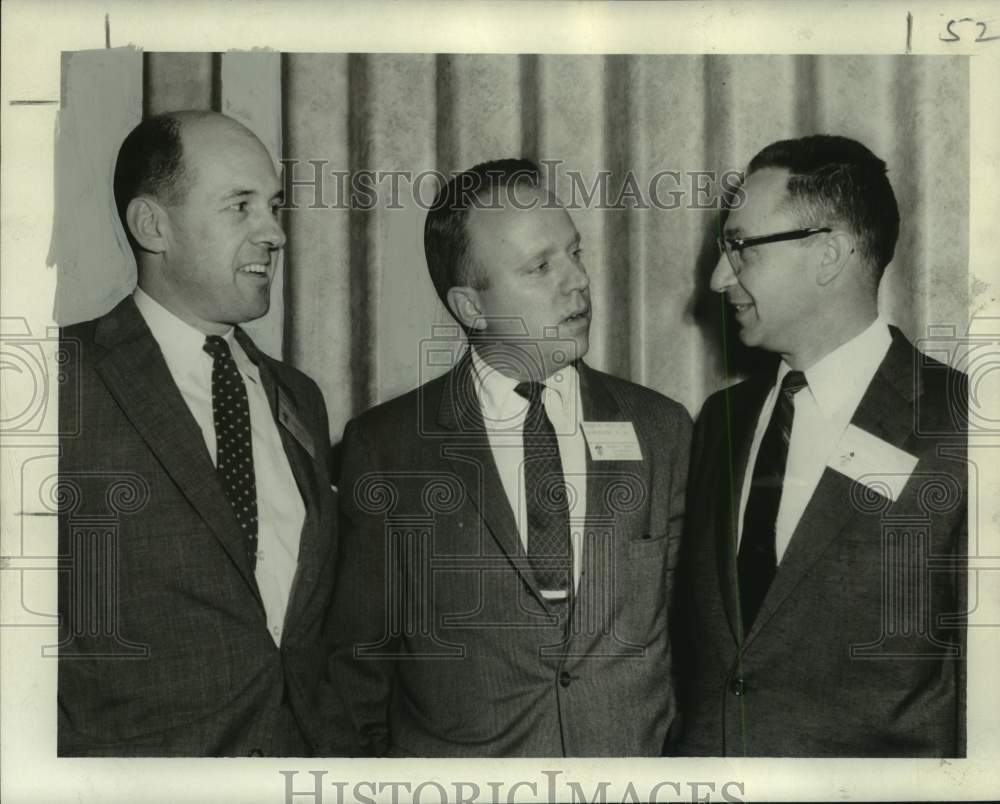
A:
[559, 671, 572, 688]
[729, 677, 746, 696]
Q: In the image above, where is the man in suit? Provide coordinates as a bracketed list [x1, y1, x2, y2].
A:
[329, 159, 691, 756]
[672, 135, 967, 757]
[58, 111, 339, 756]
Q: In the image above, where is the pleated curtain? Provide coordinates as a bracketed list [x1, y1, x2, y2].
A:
[54, 51, 968, 446]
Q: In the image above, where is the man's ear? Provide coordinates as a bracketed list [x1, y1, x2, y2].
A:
[447, 286, 486, 331]
[126, 196, 169, 254]
[816, 230, 855, 286]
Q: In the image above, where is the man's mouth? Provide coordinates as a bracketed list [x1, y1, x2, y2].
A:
[238, 262, 270, 277]
[562, 307, 590, 324]
[730, 301, 754, 315]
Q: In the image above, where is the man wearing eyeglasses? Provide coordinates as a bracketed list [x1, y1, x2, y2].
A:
[670, 135, 967, 757]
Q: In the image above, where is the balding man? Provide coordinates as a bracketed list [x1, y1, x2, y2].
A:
[57, 111, 340, 756]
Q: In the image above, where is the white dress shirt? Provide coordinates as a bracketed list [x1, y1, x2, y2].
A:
[738, 317, 892, 563]
[470, 348, 587, 599]
[134, 288, 305, 645]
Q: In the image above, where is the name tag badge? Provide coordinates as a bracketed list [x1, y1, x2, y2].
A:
[828, 423, 918, 502]
[278, 389, 316, 460]
[581, 421, 643, 462]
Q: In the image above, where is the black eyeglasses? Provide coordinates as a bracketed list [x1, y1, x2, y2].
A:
[717, 227, 832, 274]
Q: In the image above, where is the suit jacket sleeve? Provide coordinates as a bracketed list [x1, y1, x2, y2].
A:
[666, 402, 694, 571]
[325, 417, 398, 756]
[668, 388, 717, 737]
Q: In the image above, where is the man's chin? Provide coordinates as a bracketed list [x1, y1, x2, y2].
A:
[735, 323, 758, 347]
[547, 332, 589, 370]
[247, 292, 272, 317]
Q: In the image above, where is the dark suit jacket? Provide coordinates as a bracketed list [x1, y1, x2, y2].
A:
[671, 329, 967, 757]
[57, 296, 339, 757]
[329, 353, 692, 756]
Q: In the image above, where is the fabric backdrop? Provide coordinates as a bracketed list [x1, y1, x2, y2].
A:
[53, 51, 969, 445]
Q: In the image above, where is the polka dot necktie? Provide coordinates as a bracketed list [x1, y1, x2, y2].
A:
[203, 335, 258, 569]
[515, 381, 571, 594]
[738, 370, 808, 635]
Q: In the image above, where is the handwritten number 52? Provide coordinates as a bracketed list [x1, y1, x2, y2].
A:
[939, 17, 1000, 42]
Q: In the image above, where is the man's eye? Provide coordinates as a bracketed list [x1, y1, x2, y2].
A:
[229, 201, 248, 212]
[572, 247, 584, 260]
[535, 262, 549, 273]
[270, 203, 282, 217]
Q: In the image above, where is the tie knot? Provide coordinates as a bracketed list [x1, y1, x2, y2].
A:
[781, 370, 808, 396]
[514, 381, 546, 405]
[203, 334, 232, 362]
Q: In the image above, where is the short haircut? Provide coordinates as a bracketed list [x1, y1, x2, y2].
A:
[746, 134, 900, 278]
[113, 113, 189, 244]
[424, 158, 542, 318]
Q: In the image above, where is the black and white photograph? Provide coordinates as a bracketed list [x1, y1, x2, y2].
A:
[2, 1, 998, 802]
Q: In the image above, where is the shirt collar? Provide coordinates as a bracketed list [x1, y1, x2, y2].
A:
[776, 317, 892, 419]
[469, 347, 578, 422]
[133, 288, 257, 381]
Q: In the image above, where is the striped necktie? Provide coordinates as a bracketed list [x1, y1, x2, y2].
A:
[738, 369, 808, 634]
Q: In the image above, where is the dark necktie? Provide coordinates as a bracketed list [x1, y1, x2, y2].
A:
[203, 335, 259, 569]
[515, 381, 572, 593]
[738, 369, 808, 635]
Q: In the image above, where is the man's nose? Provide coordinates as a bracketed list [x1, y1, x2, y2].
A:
[563, 255, 590, 293]
[709, 254, 736, 293]
[255, 211, 287, 250]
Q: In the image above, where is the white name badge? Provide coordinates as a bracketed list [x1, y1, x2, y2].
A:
[827, 423, 918, 502]
[581, 421, 643, 461]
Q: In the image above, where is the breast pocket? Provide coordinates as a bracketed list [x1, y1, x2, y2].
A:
[608, 531, 675, 641]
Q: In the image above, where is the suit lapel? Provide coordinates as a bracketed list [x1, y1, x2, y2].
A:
[235, 329, 329, 635]
[745, 331, 919, 643]
[574, 362, 642, 630]
[576, 361, 628, 528]
[236, 329, 320, 513]
[94, 298, 261, 601]
[436, 353, 553, 611]
[715, 374, 772, 642]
